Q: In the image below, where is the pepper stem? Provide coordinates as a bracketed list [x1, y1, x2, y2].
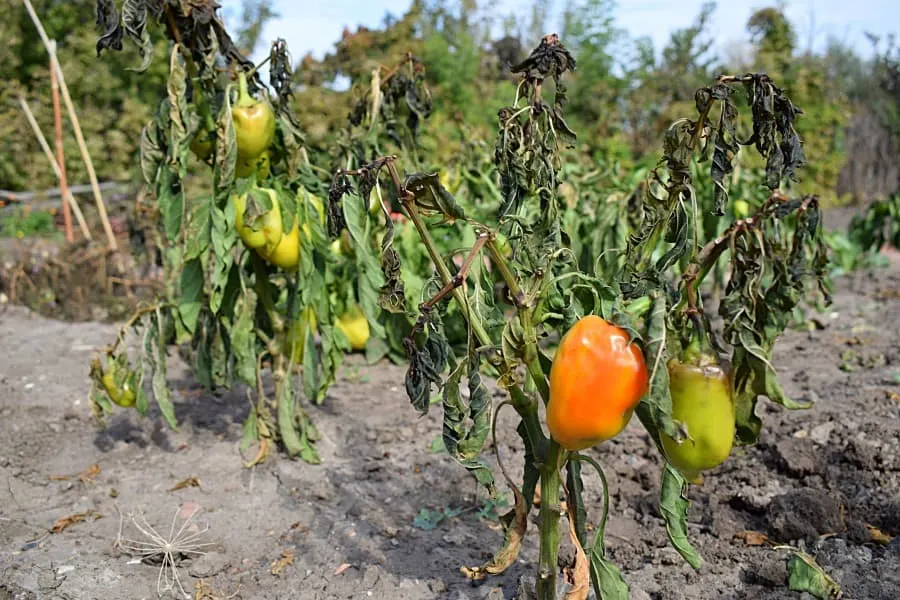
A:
[236, 70, 253, 108]
[537, 441, 564, 600]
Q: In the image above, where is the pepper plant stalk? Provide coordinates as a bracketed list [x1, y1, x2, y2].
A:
[353, 119, 576, 600]
[537, 440, 564, 600]
[397, 190, 547, 458]
[369, 157, 567, 595]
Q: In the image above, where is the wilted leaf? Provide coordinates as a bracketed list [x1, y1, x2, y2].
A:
[461, 471, 527, 580]
[143, 309, 178, 430]
[786, 551, 842, 599]
[659, 465, 702, 570]
[563, 493, 590, 600]
[441, 355, 495, 494]
[178, 259, 204, 335]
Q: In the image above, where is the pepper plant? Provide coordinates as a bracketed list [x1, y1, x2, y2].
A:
[88, 0, 373, 466]
[89, 2, 830, 596]
[329, 35, 829, 598]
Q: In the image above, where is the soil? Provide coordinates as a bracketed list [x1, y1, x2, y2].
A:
[1, 209, 900, 600]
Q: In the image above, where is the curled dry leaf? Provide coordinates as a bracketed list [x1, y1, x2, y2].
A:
[270, 549, 295, 576]
[50, 510, 101, 534]
[169, 476, 201, 492]
[461, 485, 528, 580]
[865, 524, 893, 545]
[733, 531, 770, 546]
[49, 463, 101, 483]
[563, 506, 589, 600]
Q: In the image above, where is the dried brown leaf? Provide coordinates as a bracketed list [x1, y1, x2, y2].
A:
[563, 502, 590, 600]
[733, 531, 769, 546]
[50, 510, 101, 534]
[270, 549, 295, 576]
[866, 524, 893, 545]
[169, 477, 201, 491]
[461, 485, 528, 580]
[49, 463, 101, 483]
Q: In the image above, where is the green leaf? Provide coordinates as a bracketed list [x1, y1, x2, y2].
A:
[277, 185, 297, 238]
[143, 310, 178, 430]
[732, 334, 812, 445]
[208, 318, 230, 389]
[634, 295, 686, 448]
[412, 508, 446, 531]
[441, 354, 496, 494]
[183, 197, 212, 260]
[179, 259, 204, 335]
[156, 166, 184, 242]
[213, 86, 237, 191]
[193, 313, 213, 390]
[517, 419, 541, 511]
[342, 189, 386, 339]
[565, 459, 587, 548]
[302, 321, 321, 402]
[588, 549, 630, 600]
[209, 203, 236, 315]
[241, 406, 259, 455]
[405, 323, 449, 414]
[786, 551, 841, 599]
[659, 464, 701, 570]
[229, 292, 257, 386]
[277, 373, 320, 464]
[139, 119, 164, 185]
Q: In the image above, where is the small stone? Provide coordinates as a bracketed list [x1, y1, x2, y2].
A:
[442, 531, 468, 546]
[188, 552, 231, 578]
[658, 547, 682, 566]
[809, 422, 836, 445]
[887, 536, 900, 558]
[427, 579, 447, 594]
[481, 587, 505, 600]
[362, 565, 380, 589]
[630, 588, 653, 600]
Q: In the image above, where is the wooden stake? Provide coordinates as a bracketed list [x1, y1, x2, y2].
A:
[17, 96, 92, 240]
[49, 41, 74, 242]
[22, 0, 118, 253]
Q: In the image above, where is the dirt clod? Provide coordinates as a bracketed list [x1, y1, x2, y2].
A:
[767, 488, 846, 543]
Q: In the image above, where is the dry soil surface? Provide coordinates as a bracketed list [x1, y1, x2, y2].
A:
[1, 255, 900, 599]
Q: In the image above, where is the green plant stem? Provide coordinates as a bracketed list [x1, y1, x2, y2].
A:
[404, 199, 492, 345]
[537, 440, 564, 600]
[486, 238, 527, 307]
[484, 239, 550, 404]
[395, 171, 548, 460]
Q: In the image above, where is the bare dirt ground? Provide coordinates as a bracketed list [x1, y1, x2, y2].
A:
[1, 213, 900, 600]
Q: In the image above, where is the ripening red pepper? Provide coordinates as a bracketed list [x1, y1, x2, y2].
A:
[547, 316, 649, 451]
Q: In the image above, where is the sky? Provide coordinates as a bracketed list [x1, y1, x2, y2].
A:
[218, 0, 899, 67]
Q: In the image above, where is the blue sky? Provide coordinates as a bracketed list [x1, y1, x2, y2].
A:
[218, 0, 898, 66]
